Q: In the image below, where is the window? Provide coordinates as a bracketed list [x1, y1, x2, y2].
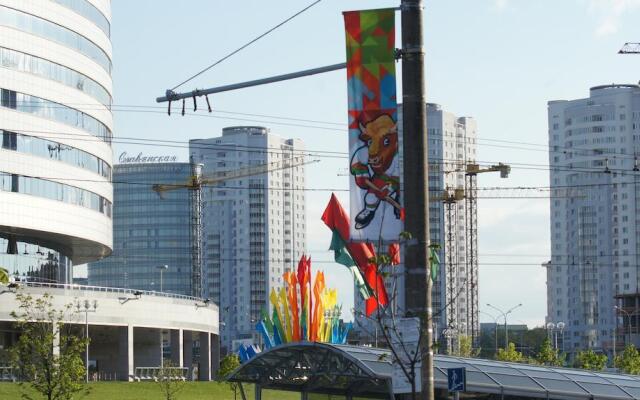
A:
[0, 47, 111, 106]
[0, 6, 111, 73]
[0, 89, 111, 144]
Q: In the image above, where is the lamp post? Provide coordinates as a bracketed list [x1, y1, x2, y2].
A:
[156, 265, 168, 293]
[546, 321, 565, 350]
[615, 305, 632, 345]
[75, 299, 98, 383]
[480, 310, 500, 353]
[487, 303, 522, 349]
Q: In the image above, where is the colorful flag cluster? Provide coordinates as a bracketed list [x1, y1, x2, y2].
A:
[256, 256, 353, 348]
[321, 193, 393, 317]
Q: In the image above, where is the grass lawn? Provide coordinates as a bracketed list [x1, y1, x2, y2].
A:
[0, 381, 302, 400]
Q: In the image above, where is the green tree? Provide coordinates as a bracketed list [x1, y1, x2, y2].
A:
[496, 343, 524, 362]
[218, 354, 241, 400]
[0, 267, 9, 284]
[454, 335, 480, 358]
[9, 292, 88, 400]
[615, 345, 640, 374]
[574, 349, 608, 371]
[536, 338, 564, 366]
[156, 360, 186, 400]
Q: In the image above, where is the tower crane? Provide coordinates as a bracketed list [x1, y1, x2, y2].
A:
[152, 155, 319, 298]
[619, 43, 640, 54]
[465, 162, 510, 347]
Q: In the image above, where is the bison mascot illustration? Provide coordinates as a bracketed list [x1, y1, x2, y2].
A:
[350, 113, 400, 229]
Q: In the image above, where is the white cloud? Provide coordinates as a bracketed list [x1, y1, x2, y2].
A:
[589, 0, 640, 36]
[495, 0, 510, 10]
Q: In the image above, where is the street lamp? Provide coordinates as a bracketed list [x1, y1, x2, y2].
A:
[75, 299, 98, 383]
[479, 310, 500, 353]
[614, 305, 633, 345]
[487, 303, 522, 349]
[156, 265, 168, 293]
[546, 321, 565, 350]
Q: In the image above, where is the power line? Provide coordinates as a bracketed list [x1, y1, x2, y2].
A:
[168, 0, 324, 91]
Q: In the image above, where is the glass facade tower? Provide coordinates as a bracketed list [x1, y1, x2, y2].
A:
[0, 0, 114, 283]
[88, 163, 193, 295]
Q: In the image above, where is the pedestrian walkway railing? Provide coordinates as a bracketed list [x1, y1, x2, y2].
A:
[134, 367, 189, 381]
[0, 366, 15, 382]
[19, 281, 206, 303]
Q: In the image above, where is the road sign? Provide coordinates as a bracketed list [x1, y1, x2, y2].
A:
[447, 367, 466, 392]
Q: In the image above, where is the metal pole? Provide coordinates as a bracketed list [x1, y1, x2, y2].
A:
[401, 1, 431, 399]
[85, 310, 89, 383]
[494, 324, 498, 352]
[613, 328, 617, 363]
[504, 317, 508, 349]
[160, 269, 163, 293]
[156, 63, 346, 103]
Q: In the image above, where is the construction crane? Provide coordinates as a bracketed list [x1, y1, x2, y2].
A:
[152, 155, 319, 298]
[465, 163, 510, 347]
[619, 43, 640, 54]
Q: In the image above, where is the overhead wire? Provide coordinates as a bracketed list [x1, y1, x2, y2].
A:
[168, 0, 324, 91]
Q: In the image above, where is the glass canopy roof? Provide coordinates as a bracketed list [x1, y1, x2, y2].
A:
[227, 343, 640, 400]
[435, 355, 640, 400]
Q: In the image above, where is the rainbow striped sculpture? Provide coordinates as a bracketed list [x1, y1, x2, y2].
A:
[256, 255, 352, 348]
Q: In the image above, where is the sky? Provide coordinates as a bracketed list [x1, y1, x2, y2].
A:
[108, 0, 640, 328]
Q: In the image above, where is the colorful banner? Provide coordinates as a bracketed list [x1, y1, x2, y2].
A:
[344, 8, 402, 242]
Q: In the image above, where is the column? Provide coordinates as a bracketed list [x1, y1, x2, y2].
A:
[211, 334, 220, 377]
[170, 329, 183, 367]
[118, 324, 134, 381]
[199, 331, 211, 381]
[183, 331, 193, 380]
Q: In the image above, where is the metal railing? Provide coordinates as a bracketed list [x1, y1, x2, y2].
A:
[18, 281, 208, 303]
[0, 366, 15, 382]
[134, 367, 189, 381]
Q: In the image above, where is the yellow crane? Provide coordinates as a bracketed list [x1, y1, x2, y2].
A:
[465, 162, 510, 346]
[151, 155, 319, 298]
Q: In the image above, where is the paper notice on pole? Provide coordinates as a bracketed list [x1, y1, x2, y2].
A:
[393, 361, 421, 394]
[390, 317, 421, 394]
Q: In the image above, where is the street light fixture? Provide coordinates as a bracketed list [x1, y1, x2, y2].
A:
[487, 303, 523, 349]
[546, 321, 565, 351]
[479, 310, 500, 353]
[75, 299, 98, 383]
[614, 305, 633, 345]
[156, 265, 168, 293]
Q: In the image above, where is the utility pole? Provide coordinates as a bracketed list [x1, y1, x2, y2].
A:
[401, 1, 432, 400]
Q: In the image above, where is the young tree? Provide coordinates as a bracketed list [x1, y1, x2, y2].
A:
[615, 345, 640, 374]
[496, 343, 524, 363]
[454, 335, 480, 358]
[218, 354, 241, 400]
[10, 292, 88, 400]
[574, 349, 608, 371]
[156, 360, 186, 400]
[536, 338, 564, 366]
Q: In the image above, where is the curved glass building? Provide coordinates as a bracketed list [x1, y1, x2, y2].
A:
[0, 0, 113, 283]
[88, 162, 194, 296]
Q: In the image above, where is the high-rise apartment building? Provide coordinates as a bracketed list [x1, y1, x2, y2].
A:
[547, 84, 640, 354]
[0, 0, 113, 282]
[88, 161, 194, 295]
[190, 126, 306, 352]
[354, 103, 478, 349]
